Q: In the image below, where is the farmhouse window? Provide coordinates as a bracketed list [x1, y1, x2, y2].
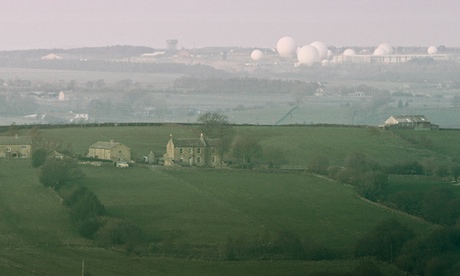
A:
[20, 145, 27, 149]
[6, 147, 11, 152]
[179, 148, 183, 154]
[197, 157, 201, 163]
[197, 148, 201, 154]
[212, 156, 216, 163]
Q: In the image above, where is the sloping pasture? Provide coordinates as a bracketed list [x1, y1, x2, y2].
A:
[38, 124, 450, 167]
[79, 165, 433, 257]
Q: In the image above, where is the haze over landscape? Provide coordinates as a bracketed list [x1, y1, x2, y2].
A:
[1, 0, 460, 50]
[2, 1, 460, 275]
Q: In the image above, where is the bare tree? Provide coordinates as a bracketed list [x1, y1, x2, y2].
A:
[197, 112, 235, 157]
[232, 136, 262, 164]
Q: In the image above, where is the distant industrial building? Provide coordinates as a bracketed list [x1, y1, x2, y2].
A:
[335, 53, 454, 64]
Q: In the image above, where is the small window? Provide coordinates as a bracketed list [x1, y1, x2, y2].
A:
[212, 156, 216, 163]
[21, 145, 27, 149]
[6, 147, 11, 152]
[197, 148, 201, 154]
[197, 157, 201, 163]
[179, 148, 183, 154]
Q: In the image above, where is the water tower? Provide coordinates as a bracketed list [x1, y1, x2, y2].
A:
[166, 39, 178, 50]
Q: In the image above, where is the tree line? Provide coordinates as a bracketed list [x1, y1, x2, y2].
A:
[33, 148, 148, 255]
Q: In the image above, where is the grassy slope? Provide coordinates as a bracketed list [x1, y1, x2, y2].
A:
[0, 160, 85, 246]
[80, 166, 433, 256]
[38, 125, 456, 166]
[233, 125, 445, 166]
[0, 246, 402, 276]
[3, 125, 458, 274]
[0, 161, 410, 275]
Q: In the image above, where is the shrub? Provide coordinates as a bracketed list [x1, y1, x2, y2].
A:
[31, 148, 48, 168]
[353, 258, 383, 276]
[65, 187, 106, 222]
[385, 161, 424, 175]
[78, 218, 103, 239]
[96, 218, 145, 253]
[39, 158, 84, 189]
[354, 219, 415, 262]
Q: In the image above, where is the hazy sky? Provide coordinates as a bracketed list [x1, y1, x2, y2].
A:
[1, 0, 459, 51]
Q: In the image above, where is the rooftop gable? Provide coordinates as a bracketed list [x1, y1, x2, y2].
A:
[89, 140, 126, 149]
[392, 115, 429, 123]
[0, 135, 32, 145]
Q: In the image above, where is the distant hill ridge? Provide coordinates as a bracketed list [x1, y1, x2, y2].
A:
[0, 45, 155, 60]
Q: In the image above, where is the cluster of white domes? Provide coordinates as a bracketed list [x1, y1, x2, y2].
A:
[373, 43, 393, 56]
[251, 36, 442, 63]
[273, 36, 333, 66]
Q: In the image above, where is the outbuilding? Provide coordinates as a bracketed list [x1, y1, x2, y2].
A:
[87, 140, 131, 162]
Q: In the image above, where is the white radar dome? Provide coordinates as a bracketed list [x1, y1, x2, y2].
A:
[343, 49, 356, 56]
[373, 47, 387, 56]
[250, 49, 264, 61]
[427, 46, 438, 55]
[276, 36, 297, 58]
[377, 43, 393, 54]
[297, 45, 319, 66]
[310, 41, 328, 61]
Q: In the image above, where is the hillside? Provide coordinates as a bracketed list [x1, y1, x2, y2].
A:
[2, 124, 460, 274]
[38, 124, 460, 167]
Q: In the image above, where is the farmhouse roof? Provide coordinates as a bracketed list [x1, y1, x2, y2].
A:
[390, 115, 429, 123]
[0, 135, 32, 145]
[170, 133, 221, 148]
[89, 140, 126, 149]
[173, 138, 206, 147]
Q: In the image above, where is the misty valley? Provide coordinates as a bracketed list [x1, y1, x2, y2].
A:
[1, 45, 460, 275]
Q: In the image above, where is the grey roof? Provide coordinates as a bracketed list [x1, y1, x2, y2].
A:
[173, 138, 206, 147]
[0, 136, 32, 145]
[172, 138, 221, 148]
[89, 141, 126, 149]
[392, 115, 429, 123]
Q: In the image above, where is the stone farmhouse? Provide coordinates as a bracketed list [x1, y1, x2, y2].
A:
[0, 135, 32, 159]
[383, 115, 439, 130]
[87, 140, 131, 162]
[164, 133, 222, 167]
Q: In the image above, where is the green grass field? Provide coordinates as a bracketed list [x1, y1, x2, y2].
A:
[36, 124, 459, 166]
[79, 166, 433, 254]
[2, 124, 459, 274]
[1, 160, 415, 275]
